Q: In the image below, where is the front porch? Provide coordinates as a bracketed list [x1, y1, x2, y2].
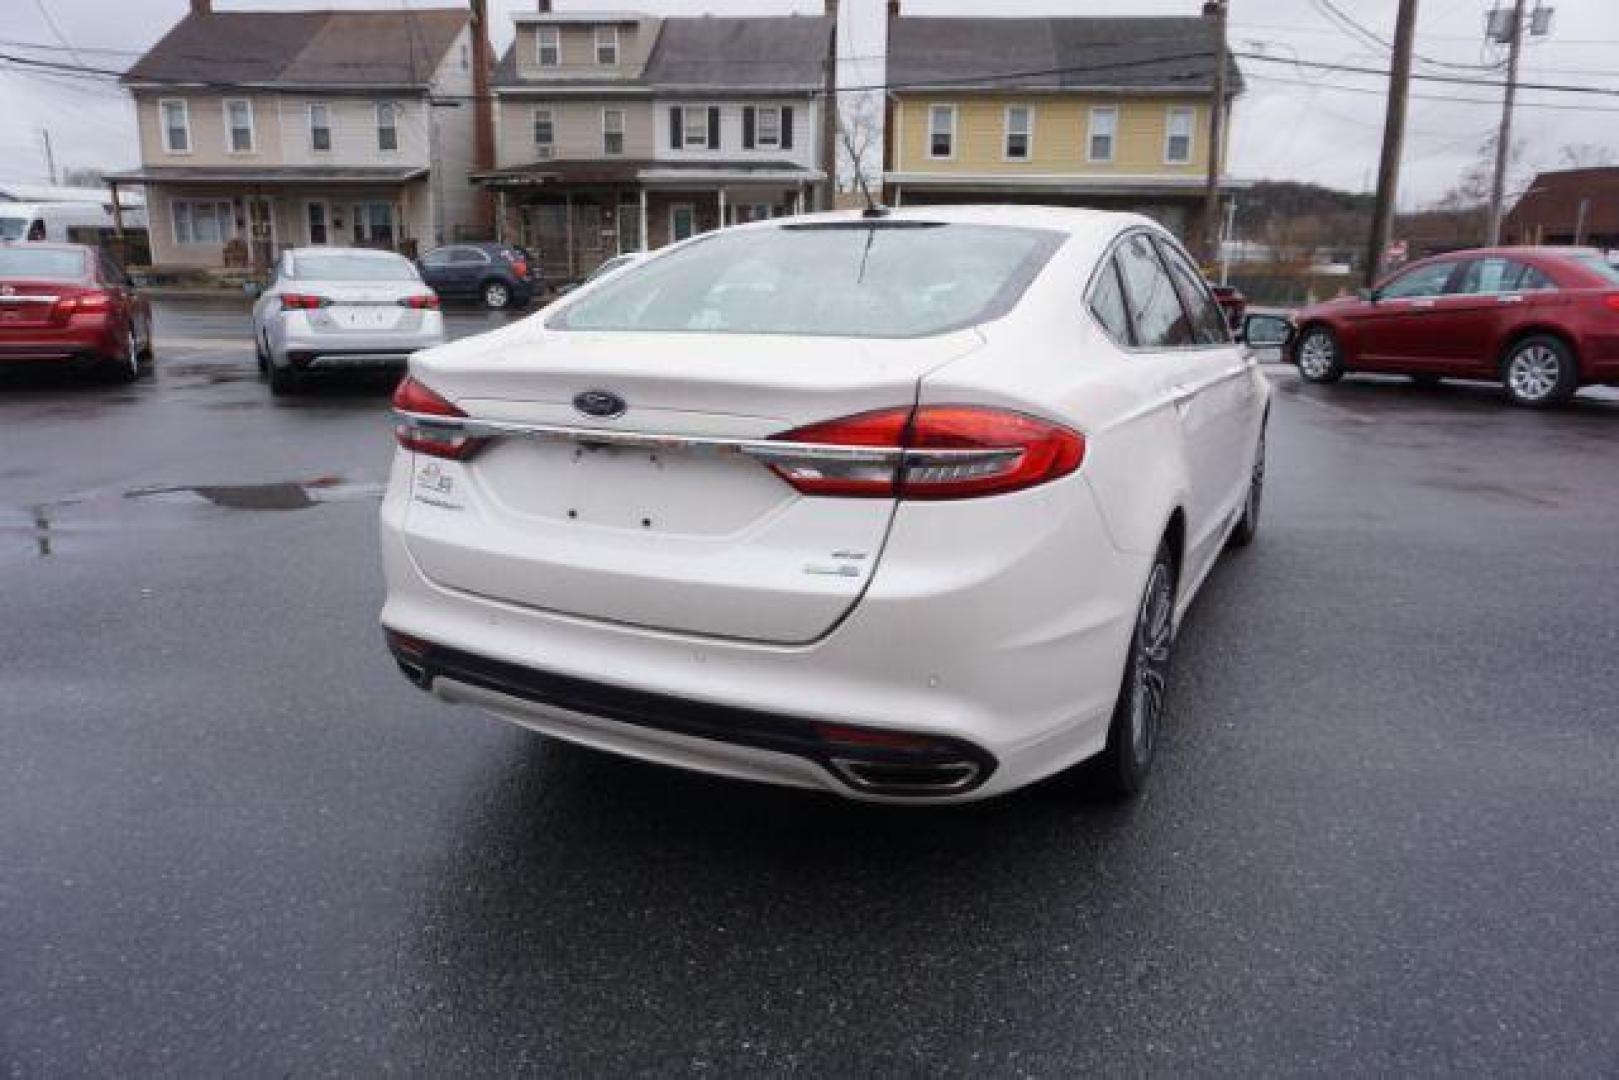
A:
[105, 166, 432, 272]
[479, 160, 821, 283]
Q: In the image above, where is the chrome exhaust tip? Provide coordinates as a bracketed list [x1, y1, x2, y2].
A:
[829, 758, 983, 796]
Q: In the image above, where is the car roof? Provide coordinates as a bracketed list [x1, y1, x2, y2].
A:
[286, 246, 408, 258]
[0, 240, 92, 253]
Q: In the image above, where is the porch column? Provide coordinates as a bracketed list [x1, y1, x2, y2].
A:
[717, 187, 727, 230]
[495, 190, 507, 244]
[893, 184, 904, 208]
[638, 187, 649, 251]
[564, 191, 575, 279]
[793, 185, 803, 215]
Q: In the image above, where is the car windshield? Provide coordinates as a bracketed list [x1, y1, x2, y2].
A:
[551, 222, 1064, 338]
[1570, 252, 1619, 285]
[291, 252, 418, 282]
[0, 218, 29, 241]
[0, 246, 87, 280]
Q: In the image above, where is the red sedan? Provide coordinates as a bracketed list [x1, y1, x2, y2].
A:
[0, 242, 153, 382]
[1289, 246, 1619, 407]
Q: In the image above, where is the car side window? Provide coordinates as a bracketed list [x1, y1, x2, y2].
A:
[422, 249, 452, 267]
[450, 246, 489, 264]
[1088, 256, 1134, 345]
[1380, 261, 1456, 299]
[1154, 237, 1230, 346]
[1113, 233, 1196, 348]
[1516, 264, 1555, 291]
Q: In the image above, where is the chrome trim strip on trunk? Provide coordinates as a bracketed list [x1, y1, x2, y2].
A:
[0, 295, 61, 305]
[392, 409, 1019, 465]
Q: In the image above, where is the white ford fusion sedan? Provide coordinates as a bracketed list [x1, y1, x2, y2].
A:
[380, 206, 1269, 802]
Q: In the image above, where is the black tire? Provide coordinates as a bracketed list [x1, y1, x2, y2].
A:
[1228, 425, 1265, 549]
[481, 279, 512, 310]
[1501, 334, 1578, 408]
[1093, 542, 1177, 799]
[1295, 324, 1344, 384]
[268, 359, 302, 396]
[104, 327, 140, 384]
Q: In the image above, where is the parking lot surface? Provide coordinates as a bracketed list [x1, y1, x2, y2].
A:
[4, 300, 1619, 1073]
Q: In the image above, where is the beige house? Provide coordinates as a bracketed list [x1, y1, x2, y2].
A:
[110, 1, 484, 271]
[883, 11, 1244, 240]
[478, 5, 833, 281]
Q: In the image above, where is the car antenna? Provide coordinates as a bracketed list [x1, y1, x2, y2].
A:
[837, 108, 888, 219]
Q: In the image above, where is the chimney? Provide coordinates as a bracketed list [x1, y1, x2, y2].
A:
[470, 0, 496, 237]
[887, 0, 900, 18]
[190, 0, 211, 13]
[820, 0, 838, 211]
[537, 0, 552, 11]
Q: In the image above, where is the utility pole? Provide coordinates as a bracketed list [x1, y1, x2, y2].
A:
[1201, 0, 1228, 265]
[40, 128, 57, 186]
[1219, 198, 1238, 285]
[1364, 0, 1418, 289]
[1486, 0, 1529, 245]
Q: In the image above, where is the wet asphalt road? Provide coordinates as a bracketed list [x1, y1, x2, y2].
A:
[4, 300, 1619, 1074]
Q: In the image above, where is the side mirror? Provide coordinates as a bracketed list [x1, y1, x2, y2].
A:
[1356, 287, 1377, 302]
[1241, 313, 1293, 350]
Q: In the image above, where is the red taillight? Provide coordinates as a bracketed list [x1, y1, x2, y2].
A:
[392, 376, 487, 460]
[398, 293, 440, 310]
[1603, 293, 1619, 313]
[55, 291, 112, 317]
[280, 293, 329, 311]
[510, 260, 529, 279]
[768, 405, 1085, 500]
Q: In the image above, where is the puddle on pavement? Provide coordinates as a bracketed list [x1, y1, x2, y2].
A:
[4, 476, 383, 558]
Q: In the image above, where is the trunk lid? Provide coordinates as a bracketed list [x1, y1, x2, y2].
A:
[300, 283, 422, 333]
[0, 280, 85, 330]
[401, 327, 983, 644]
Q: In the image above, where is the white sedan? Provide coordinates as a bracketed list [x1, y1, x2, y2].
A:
[380, 206, 1269, 802]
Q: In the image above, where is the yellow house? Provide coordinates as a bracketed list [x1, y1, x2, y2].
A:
[882, 12, 1243, 241]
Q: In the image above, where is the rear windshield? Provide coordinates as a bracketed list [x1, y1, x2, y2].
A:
[1571, 252, 1619, 286]
[550, 222, 1064, 338]
[290, 252, 418, 282]
[0, 247, 87, 281]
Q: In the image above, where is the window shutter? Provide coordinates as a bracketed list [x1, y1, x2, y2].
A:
[670, 107, 684, 150]
[708, 107, 721, 149]
[781, 106, 794, 150]
[742, 107, 756, 150]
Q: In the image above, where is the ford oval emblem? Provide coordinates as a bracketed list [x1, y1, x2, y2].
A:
[573, 389, 626, 419]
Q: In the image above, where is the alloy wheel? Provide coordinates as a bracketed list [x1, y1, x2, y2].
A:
[484, 283, 510, 309]
[1298, 332, 1336, 379]
[1129, 561, 1175, 767]
[1507, 345, 1561, 403]
[125, 329, 140, 378]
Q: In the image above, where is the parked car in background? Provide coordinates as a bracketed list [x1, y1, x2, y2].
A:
[381, 206, 1269, 803]
[1290, 246, 1619, 407]
[252, 248, 443, 395]
[1210, 284, 1246, 334]
[417, 243, 535, 310]
[0, 201, 146, 245]
[0, 242, 152, 381]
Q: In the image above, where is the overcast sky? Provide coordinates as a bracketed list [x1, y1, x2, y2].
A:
[3, 0, 1616, 208]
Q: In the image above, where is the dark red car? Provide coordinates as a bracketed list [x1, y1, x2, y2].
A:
[1289, 246, 1619, 407]
[0, 242, 153, 382]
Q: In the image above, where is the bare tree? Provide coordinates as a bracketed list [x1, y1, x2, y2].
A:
[836, 93, 883, 198]
[1557, 143, 1619, 169]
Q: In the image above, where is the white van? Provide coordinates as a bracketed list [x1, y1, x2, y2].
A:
[0, 201, 147, 245]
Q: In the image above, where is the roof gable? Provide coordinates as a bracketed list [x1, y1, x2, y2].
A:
[123, 8, 467, 88]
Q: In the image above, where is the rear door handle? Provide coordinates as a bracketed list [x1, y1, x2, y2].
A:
[1409, 299, 1437, 308]
[1497, 294, 1525, 303]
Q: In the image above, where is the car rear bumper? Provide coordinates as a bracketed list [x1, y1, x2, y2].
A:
[379, 454, 1148, 802]
[0, 322, 119, 365]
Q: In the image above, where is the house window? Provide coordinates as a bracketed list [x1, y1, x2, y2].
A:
[377, 102, 400, 152]
[684, 107, 709, 148]
[1165, 107, 1195, 164]
[224, 99, 254, 153]
[309, 102, 332, 152]
[536, 26, 560, 66]
[928, 104, 955, 159]
[1088, 106, 1118, 163]
[170, 199, 234, 245]
[602, 109, 625, 156]
[160, 99, 190, 153]
[533, 108, 555, 159]
[352, 201, 396, 247]
[595, 26, 619, 66]
[756, 106, 781, 148]
[306, 201, 329, 245]
[1004, 106, 1032, 161]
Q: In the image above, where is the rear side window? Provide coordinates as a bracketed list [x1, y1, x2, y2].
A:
[1088, 258, 1133, 344]
[1113, 233, 1195, 348]
[1455, 257, 1555, 295]
[0, 247, 88, 280]
[1155, 237, 1230, 345]
[1569, 253, 1619, 286]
